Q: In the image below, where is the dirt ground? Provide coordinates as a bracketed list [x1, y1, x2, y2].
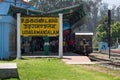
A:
[85, 52, 120, 77]
[79, 64, 120, 78]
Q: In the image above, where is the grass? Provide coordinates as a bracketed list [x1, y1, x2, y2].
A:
[0, 58, 120, 80]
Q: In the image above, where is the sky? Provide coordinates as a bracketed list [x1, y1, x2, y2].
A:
[102, 0, 120, 8]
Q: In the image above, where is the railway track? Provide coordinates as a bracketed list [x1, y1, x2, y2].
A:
[89, 53, 120, 70]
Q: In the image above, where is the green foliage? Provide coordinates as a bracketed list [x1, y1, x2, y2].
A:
[111, 22, 120, 40]
[93, 17, 107, 47]
[93, 24, 107, 47]
[93, 47, 98, 51]
[110, 22, 120, 45]
[96, 24, 107, 41]
[94, 16, 120, 46]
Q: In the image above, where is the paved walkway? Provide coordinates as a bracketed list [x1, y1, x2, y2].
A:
[22, 51, 120, 65]
[62, 56, 94, 64]
[22, 52, 93, 64]
[61, 52, 93, 64]
[22, 51, 119, 65]
[22, 52, 80, 58]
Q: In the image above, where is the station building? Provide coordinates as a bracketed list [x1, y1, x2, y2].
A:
[0, 0, 33, 59]
[0, 0, 87, 59]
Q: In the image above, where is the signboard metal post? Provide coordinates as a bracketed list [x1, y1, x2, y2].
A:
[59, 14, 63, 58]
[17, 13, 21, 59]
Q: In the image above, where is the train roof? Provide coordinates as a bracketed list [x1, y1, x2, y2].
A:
[75, 32, 93, 35]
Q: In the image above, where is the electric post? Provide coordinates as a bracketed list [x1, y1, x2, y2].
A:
[108, 10, 111, 59]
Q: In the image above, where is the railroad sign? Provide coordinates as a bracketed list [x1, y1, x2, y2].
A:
[20, 16, 59, 36]
[17, 14, 63, 59]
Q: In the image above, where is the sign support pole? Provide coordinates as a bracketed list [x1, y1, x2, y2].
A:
[17, 13, 21, 59]
[59, 14, 63, 58]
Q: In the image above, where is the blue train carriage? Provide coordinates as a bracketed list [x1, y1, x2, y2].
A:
[74, 32, 93, 56]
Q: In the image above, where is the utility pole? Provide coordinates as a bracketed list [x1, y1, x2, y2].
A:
[108, 10, 111, 59]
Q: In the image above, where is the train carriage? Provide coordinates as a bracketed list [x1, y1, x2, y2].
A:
[74, 32, 93, 56]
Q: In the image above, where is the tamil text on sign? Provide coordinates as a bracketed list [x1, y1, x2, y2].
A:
[20, 16, 59, 36]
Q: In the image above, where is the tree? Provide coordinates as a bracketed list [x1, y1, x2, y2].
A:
[29, 0, 83, 12]
[84, 0, 102, 32]
[94, 16, 108, 42]
[99, 3, 108, 19]
[111, 22, 120, 44]
[115, 5, 120, 21]
[94, 17, 120, 47]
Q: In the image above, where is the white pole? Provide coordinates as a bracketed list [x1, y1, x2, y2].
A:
[17, 13, 21, 59]
[59, 14, 63, 58]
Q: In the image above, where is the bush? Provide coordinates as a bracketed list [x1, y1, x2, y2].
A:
[93, 47, 98, 51]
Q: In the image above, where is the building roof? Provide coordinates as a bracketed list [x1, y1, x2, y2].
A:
[8, 3, 86, 27]
[0, 0, 30, 15]
[0, 0, 87, 28]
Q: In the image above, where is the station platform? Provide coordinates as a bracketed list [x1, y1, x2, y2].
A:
[62, 56, 94, 64]
[22, 51, 93, 64]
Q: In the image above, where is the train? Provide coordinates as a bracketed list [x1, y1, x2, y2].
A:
[74, 32, 93, 56]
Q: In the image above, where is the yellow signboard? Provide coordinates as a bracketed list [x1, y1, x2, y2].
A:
[20, 16, 59, 36]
